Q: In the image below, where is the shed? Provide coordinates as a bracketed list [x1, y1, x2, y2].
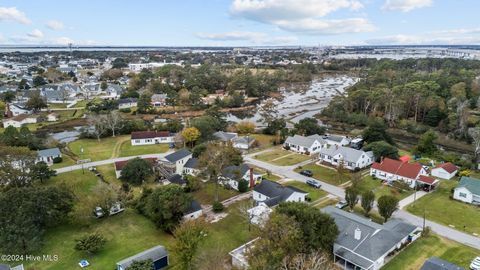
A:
[116, 245, 168, 270]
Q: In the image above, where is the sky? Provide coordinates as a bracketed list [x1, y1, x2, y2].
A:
[0, 0, 479, 46]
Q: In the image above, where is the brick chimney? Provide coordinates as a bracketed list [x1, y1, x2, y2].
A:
[249, 168, 255, 188]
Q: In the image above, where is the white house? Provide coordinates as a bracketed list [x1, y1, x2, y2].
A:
[232, 136, 256, 150]
[118, 98, 137, 109]
[36, 148, 62, 165]
[220, 163, 261, 191]
[164, 149, 193, 175]
[183, 200, 203, 220]
[151, 94, 167, 107]
[319, 145, 374, 170]
[183, 157, 200, 176]
[453, 176, 480, 205]
[283, 134, 325, 154]
[47, 113, 59, 122]
[370, 158, 430, 189]
[130, 131, 175, 146]
[3, 114, 40, 128]
[253, 179, 308, 207]
[7, 103, 32, 116]
[431, 162, 458, 180]
[213, 131, 238, 142]
[322, 134, 351, 146]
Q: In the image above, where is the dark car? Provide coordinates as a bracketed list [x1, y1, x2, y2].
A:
[300, 170, 313, 177]
[306, 179, 322, 189]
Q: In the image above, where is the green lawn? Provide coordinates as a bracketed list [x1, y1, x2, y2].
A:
[48, 103, 69, 109]
[295, 163, 349, 186]
[382, 234, 479, 270]
[407, 180, 480, 235]
[356, 176, 414, 201]
[47, 169, 99, 197]
[68, 135, 130, 161]
[254, 148, 292, 162]
[284, 180, 328, 202]
[192, 182, 240, 205]
[119, 140, 169, 157]
[250, 134, 275, 151]
[253, 148, 311, 166]
[50, 154, 77, 169]
[24, 210, 173, 270]
[271, 153, 311, 166]
[314, 198, 338, 209]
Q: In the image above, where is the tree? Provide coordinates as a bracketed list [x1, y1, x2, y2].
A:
[126, 259, 153, 270]
[414, 130, 437, 155]
[1, 125, 19, 146]
[293, 117, 325, 136]
[468, 126, 480, 160]
[87, 113, 108, 141]
[101, 81, 108, 91]
[182, 127, 201, 148]
[173, 219, 208, 270]
[345, 186, 359, 211]
[247, 213, 303, 270]
[0, 91, 15, 102]
[361, 190, 375, 216]
[0, 146, 36, 187]
[377, 195, 399, 222]
[25, 90, 47, 112]
[280, 251, 335, 270]
[105, 111, 124, 137]
[33, 75, 47, 87]
[236, 121, 256, 134]
[0, 186, 74, 254]
[120, 158, 154, 185]
[136, 185, 192, 233]
[362, 118, 393, 144]
[364, 141, 399, 162]
[75, 233, 107, 255]
[137, 93, 152, 114]
[30, 161, 56, 183]
[237, 179, 249, 193]
[112, 57, 128, 69]
[276, 202, 338, 253]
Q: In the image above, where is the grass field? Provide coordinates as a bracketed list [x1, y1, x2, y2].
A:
[118, 140, 169, 157]
[284, 180, 328, 202]
[50, 154, 77, 169]
[407, 180, 480, 235]
[295, 163, 349, 186]
[356, 176, 414, 201]
[382, 234, 479, 270]
[192, 182, 240, 205]
[68, 135, 130, 161]
[254, 148, 311, 166]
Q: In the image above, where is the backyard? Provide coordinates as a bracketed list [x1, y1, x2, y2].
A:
[253, 148, 311, 166]
[284, 180, 328, 202]
[191, 182, 240, 205]
[356, 176, 414, 201]
[382, 234, 479, 270]
[118, 140, 169, 157]
[294, 163, 349, 186]
[407, 179, 480, 235]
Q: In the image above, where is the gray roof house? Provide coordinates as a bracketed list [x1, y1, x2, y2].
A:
[453, 176, 480, 205]
[213, 131, 238, 142]
[220, 163, 261, 191]
[0, 265, 24, 270]
[116, 245, 168, 270]
[165, 149, 192, 163]
[322, 206, 419, 270]
[420, 257, 464, 270]
[253, 179, 308, 207]
[36, 148, 62, 165]
[319, 145, 374, 170]
[284, 134, 325, 154]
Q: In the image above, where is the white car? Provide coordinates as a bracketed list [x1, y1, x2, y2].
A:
[335, 200, 348, 209]
[471, 257, 480, 270]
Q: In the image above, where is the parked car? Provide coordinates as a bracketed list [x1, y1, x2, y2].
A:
[306, 179, 322, 189]
[335, 200, 348, 209]
[93, 207, 104, 218]
[300, 170, 313, 177]
[470, 257, 480, 270]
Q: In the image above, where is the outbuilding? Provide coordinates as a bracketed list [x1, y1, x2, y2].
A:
[431, 162, 458, 180]
[116, 245, 168, 270]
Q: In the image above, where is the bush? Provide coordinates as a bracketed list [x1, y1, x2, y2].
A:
[238, 179, 249, 193]
[212, 201, 224, 213]
[74, 233, 107, 254]
[52, 156, 62, 163]
[284, 145, 291, 150]
[459, 169, 472, 177]
[119, 108, 131, 113]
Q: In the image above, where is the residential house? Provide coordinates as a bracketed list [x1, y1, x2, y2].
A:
[322, 206, 420, 270]
[253, 179, 308, 207]
[116, 245, 168, 270]
[183, 157, 200, 176]
[47, 112, 59, 122]
[370, 158, 430, 189]
[322, 134, 351, 146]
[36, 148, 62, 165]
[114, 158, 157, 178]
[213, 131, 255, 150]
[0, 264, 24, 270]
[5, 103, 32, 117]
[213, 131, 238, 142]
[165, 174, 187, 187]
[3, 114, 41, 128]
[118, 98, 137, 109]
[453, 176, 480, 205]
[220, 163, 261, 191]
[130, 131, 175, 146]
[164, 149, 193, 174]
[284, 134, 325, 155]
[151, 94, 167, 107]
[183, 200, 203, 220]
[431, 162, 458, 180]
[420, 257, 464, 270]
[318, 145, 374, 170]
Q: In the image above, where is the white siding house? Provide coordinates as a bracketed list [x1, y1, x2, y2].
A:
[283, 134, 325, 154]
[431, 162, 458, 180]
[164, 149, 193, 175]
[370, 158, 428, 189]
[253, 179, 308, 207]
[453, 176, 480, 205]
[318, 145, 374, 170]
[130, 131, 175, 146]
[3, 114, 40, 128]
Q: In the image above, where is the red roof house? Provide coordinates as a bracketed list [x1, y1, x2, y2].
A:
[431, 162, 459, 180]
[370, 158, 428, 188]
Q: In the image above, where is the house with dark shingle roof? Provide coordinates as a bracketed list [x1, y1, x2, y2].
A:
[253, 179, 308, 207]
[130, 131, 175, 146]
[36, 148, 62, 165]
[370, 158, 429, 189]
[453, 176, 480, 205]
[432, 162, 458, 180]
[220, 163, 261, 191]
[118, 97, 137, 109]
[183, 200, 203, 220]
[322, 206, 419, 270]
[116, 245, 168, 270]
[183, 157, 200, 176]
[164, 149, 193, 174]
[420, 257, 464, 270]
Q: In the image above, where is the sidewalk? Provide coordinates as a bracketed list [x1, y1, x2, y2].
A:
[398, 191, 428, 209]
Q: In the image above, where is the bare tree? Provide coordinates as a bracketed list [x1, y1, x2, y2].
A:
[105, 111, 124, 137]
[87, 114, 108, 141]
[281, 251, 334, 270]
[469, 127, 480, 160]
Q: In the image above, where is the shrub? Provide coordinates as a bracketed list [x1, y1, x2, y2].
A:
[74, 233, 107, 254]
[284, 145, 291, 150]
[52, 156, 62, 163]
[119, 108, 131, 113]
[212, 201, 224, 213]
[459, 169, 472, 177]
[238, 179, 249, 193]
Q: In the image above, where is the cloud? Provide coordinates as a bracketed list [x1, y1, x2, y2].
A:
[27, 29, 44, 39]
[53, 37, 74, 45]
[382, 0, 433, 12]
[230, 0, 373, 35]
[196, 31, 297, 44]
[46, 20, 64, 30]
[0, 6, 30, 24]
[366, 27, 480, 45]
